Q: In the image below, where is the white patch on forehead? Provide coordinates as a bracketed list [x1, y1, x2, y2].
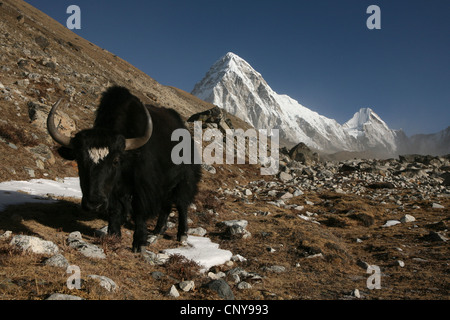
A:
[88, 147, 110, 164]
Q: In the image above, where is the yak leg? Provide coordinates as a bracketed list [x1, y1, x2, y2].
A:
[152, 204, 171, 236]
[176, 204, 188, 242]
[131, 197, 148, 253]
[107, 209, 122, 237]
[107, 197, 128, 237]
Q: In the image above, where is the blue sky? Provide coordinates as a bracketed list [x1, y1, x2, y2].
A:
[25, 0, 449, 136]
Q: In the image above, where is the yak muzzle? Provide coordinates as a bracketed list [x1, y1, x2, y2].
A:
[82, 196, 107, 212]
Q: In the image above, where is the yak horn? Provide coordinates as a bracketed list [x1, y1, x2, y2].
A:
[47, 98, 72, 148]
[124, 105, 153, 151]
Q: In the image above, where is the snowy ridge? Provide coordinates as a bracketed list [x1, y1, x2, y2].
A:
[192, 53, 399, 153]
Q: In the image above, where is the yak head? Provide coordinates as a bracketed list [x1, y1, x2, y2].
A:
[47, 98, 153, 212]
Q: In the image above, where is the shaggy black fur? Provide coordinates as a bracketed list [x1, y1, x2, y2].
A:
[59, 86, 201, 252]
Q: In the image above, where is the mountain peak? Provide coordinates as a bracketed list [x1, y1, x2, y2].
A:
[224, 52, 240, 60]
[214, 52, 255, 75]
[344, 107, 376, 130]
[192, 53, 404, 154]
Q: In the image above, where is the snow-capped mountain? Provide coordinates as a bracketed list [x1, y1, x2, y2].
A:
[191, 52, 445, 156]
[343, 107, 399, 153]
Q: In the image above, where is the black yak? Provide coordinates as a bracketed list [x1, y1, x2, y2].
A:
[47, 86, 202, 252]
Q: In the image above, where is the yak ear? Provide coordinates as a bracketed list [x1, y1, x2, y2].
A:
[57, 146, 76, 160]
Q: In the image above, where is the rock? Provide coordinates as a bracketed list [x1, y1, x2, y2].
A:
[208, 271, 226, 280]
[17, 15, 25, 24]
[400, 214, 416, 223]
[143, 250, 170, 265]
[351, 289, 361, 298]
[205, 279, 235, 300]
[151, 271, 165, 280]
[46, 293, 83, 300]
[268, 190, 278, 197]
[27, 101, 76, 135]
[339, 164, 358, 174]
[442, 172, 450, 186]
[28, 144, 56, 164]
[231, 254, 247, 262]
[289, 142, 318, 165]
[67, 231, 106, 259]
[168, 285, 180, 298]
[201, 163, 216, 174]
[34, 36, 50, 51]
[244, 189, 252, 196]
[0, 230, 12, 240]
[278, 171, 293, 182]
[147, 234, 161, 245]
[382, 220, 401, 227]
[24, 167, 35, 178]
[306, 253, 324, 259]
[15, 79, 29, 87]
[187, 106, 234, 133]
[220, 219, 251, 238]
[43, 254, 69, 268]
[188, 227, 207, 237]
[87, 275, 118, 292]
[237, 281, 252, 290]
[262, 265, 286, 273]
[221, 220, 248, 229]
[357, 259, 370, 270]
[179, 280, 195, 292]
[230, 274, 240, 283]
[396, 260, 405, 268]
[432, 203, 445, 209]
[224, 223, 251, 239]
[10, 235, 59, 255]
[280, 192, 293, 200]
[424, 221, 447, 231]
[424, 231, 448, 242]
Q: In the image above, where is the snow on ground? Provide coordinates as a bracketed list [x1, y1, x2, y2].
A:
[0, 177, 233, 268]
[0, 177, 82, 211]
[164, 236, 232, 272]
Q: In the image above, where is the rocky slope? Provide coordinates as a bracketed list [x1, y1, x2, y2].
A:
[0, 0, 249, 182]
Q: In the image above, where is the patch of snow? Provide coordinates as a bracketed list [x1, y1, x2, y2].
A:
[0, 177, 82, 210]
[164, 236, 233, 272]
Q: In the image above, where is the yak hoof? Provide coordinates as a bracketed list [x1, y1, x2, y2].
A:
[178, 234, 188, 243]
[132, 245, 146, 253]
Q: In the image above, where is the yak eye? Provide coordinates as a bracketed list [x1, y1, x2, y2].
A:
[112, 156, 120, 166]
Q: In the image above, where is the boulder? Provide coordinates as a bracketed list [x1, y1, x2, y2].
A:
[10, 235, 59, 255]
[288, 142, 318, 165]
[27, 101, 76, 136]
[67, 231, 106, 259]
[187, 106, 234, 133]
[205, 279, 235, 300]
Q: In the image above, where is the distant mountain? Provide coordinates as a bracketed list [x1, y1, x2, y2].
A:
[408, 126, 450, 155]
[192, 52, 420, 156]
